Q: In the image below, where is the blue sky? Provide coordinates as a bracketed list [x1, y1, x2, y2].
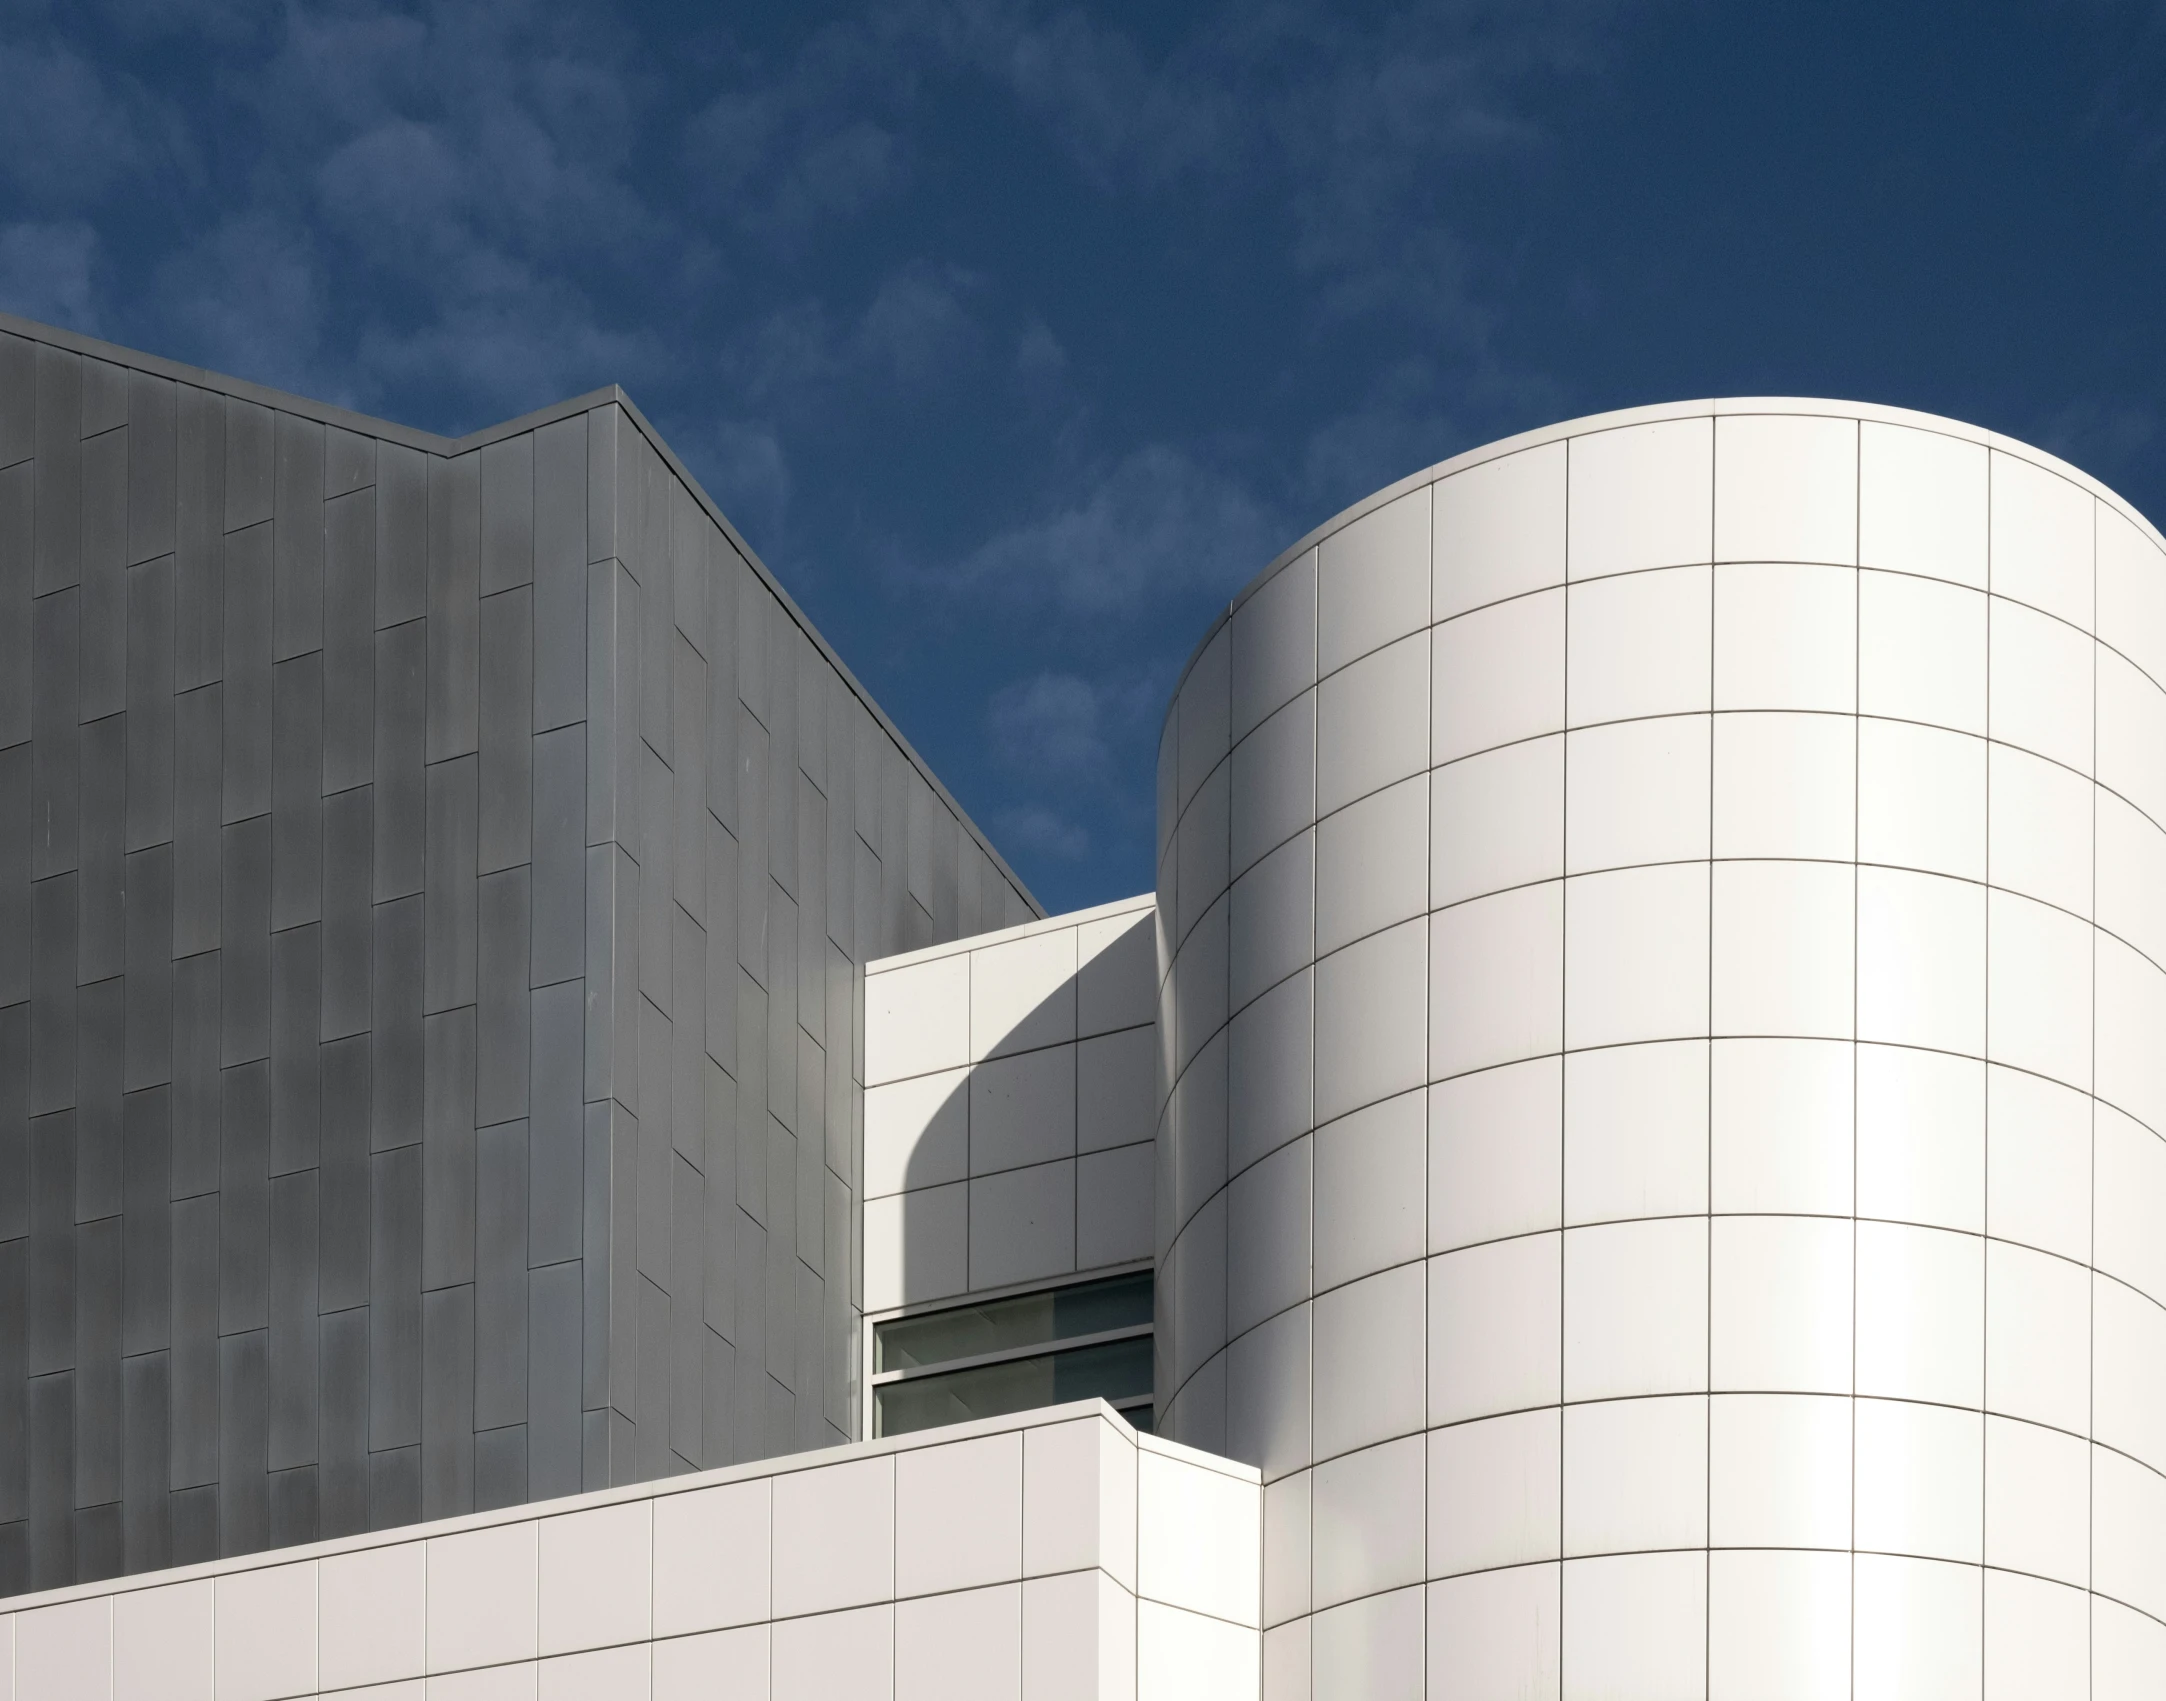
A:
[4, 0, 2163, 913]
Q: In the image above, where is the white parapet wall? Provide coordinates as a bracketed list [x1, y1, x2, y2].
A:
[0, 1402, 1259, 1701]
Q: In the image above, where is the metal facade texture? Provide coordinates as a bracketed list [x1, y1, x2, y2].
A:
[0, 314, 1037, 1595]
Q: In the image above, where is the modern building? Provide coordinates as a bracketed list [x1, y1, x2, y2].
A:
[1, 310, 2162, 1698]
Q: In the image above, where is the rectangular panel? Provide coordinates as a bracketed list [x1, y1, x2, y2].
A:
[421, 1283, 474, 1517]
[30, 585, 79, 877]
[218, 1327, 267, 1555]
[0, 748, 20, 1011]
[703, 1058, 737, 1337]
[0, 327, 29, 463]
[219, 814, 271, 1065]
[531, 724, 585, 988]
[475, 1119, 529, 1431]
[80, 423, 127, 719]
[533, 413, 587, 733]
[482, 432, 534, 594]
[325, 423, 376, 498]
[583, 1100, 613, 1414]
[529, 979, 585, 1268]
[34, 343, 81, 591]
[376, 442, 427, 627]
[82, 355, 128, 432]
[219, 1059, 269, 1335]
[705, 818, 737, 1072]
[422, 1006, 476, 1290]
[77, 713, 126, 981]
[172, 684, 221, 953]
[478, 866, 531, 1128]
[266, 1168, 318, 1470]
[672, 906, 706, 1164]
[479, 583, 533, 873]
[74, 1214, 123, 1507]
[224, 396, 273, 531]
[319, 1304, 368, 1538]
[706, 531, 738, 832]
[423, 753, 477, 1012]
[427, 451, 480, 762]
[121, 1347, 169, 1573]
[319, 1033, 370, 1313]
[170, 951, 220, 1196]
[320, 785, 372, 1040]
[221, 520, 273, 822]
[174, 383, 225, 691]
[675, 638, 707, 922]
[0, 1003, 25, 1241]
[373, 619, 425, 900]
[127, 370, 176, 563]
[369, 1142, 422, 1451]
[528, 1259, 582, 1500]
[29, 1369, 75, 1586]
[29, 873, 75, 1113]
[671, 1151, 705, 1463]
[76, 976, 122, 1217]
[323, 487, 375, 793]
[125, 553, 175, 850]
[369, 1442, 419, 1532]
[169, 1192, 220, 1489]
[270, 651, 323, 929]
[0, 463, 28, 749]
[586, 403, 618, 565]
[274, 413, 324, 659]
[373, 894, 423, 1149]
[269, 923, 320, 1173]
[636, 1271, 670, 1478]
[124, 847, 173, 1090]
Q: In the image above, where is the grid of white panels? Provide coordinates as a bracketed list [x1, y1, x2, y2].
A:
[863, 897, 1159, 1313]
[1155, 399, 2166, 1699]
[0, 1402, 1259, 1701]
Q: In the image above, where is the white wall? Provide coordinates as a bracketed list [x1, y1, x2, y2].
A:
[0, 1401, 1258, 1701]
[863, 897, 1158, 1312]
[1158, 397, 2166, 1698]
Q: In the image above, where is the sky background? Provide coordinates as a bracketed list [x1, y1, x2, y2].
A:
[4, 0, 2163, 914]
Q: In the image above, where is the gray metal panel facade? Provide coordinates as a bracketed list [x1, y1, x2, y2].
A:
[0, 315, 1038, 1596]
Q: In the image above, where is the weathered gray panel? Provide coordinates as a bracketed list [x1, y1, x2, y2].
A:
[265, 1168, 317, 1470]
[373, 620, 425, 901]
[273, 414, 324, 660]
[323, 489, 375, 794]
[319, 1035, 370, 1313]
[34, 345, 81, 593]
[527, 1260, 581, 1500]
[528, 980, 584, 1269]
[420, 1283, 473, 1517]
[427, 452, 480, 763]
[269, 924, 320, 1174]
[474, 1120, 527, 1432]
[368, 1143, 421, 1451]
[423, 754, 477, 1013]
[372, 893, 424, 1150]
[478, 584, 532, 874]
[30, 586, 79, 878]
[80, 425, 127, 721]
[270, 653, 323, 930]
[125, 555, 175, 852]
[219, 815, 271, 1066]
[220, 521, 273, 823]
[477, 867, 529, 1129]
[174, 385, 225, 692]
[77, 715, 126, 981]
[530, 726, 584, 989]
[481, 433, 533, 596]
[218, 1060, 269, 1336]
[533, 414, 586, 734]
[320, 786, 371, 1041]
[422, 1007, 475, 1291]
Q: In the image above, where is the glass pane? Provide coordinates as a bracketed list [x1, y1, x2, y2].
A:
[875, 1271, 1153, 1372]
[875, 1336, 1154, 1437]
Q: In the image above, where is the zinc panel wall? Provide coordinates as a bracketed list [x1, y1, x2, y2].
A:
[1161, 398, 2166, 1699]
[0, 318, 1036, 1597]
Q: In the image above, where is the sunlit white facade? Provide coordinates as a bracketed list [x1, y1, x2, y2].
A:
[9, 369, 2164, 1700]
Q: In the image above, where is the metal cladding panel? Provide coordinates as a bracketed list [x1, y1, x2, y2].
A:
[0, 315, 1036, 1593]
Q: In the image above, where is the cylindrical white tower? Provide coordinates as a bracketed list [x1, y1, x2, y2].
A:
[1156, 400, 2166, 1699]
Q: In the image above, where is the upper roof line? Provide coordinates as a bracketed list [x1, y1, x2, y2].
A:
[0, 304, 620, 454]
[0, 306, 1044, 916]
[1165, 394, 2166, 715]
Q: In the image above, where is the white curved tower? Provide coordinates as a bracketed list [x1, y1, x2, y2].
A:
[1156, 400, 2166, 1697]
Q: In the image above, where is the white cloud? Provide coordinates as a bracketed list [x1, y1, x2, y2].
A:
[944, 443, 1281, 615]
